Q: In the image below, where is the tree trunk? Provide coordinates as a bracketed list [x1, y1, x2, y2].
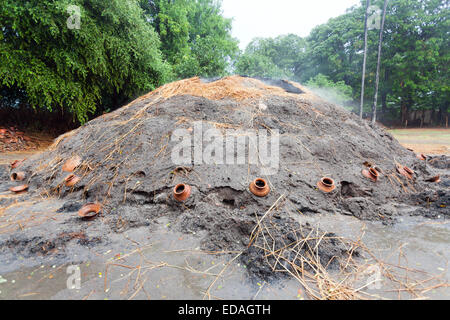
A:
[371, 0, 389, 125]
[381, 68, 389, 115]
[381, 92, 387, 113]
[359, 0, 370, 119]
[401, 103, 409, 127]
[438, 105, 448, 128]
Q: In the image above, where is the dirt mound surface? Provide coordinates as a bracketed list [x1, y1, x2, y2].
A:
[1, 76, 448, 280]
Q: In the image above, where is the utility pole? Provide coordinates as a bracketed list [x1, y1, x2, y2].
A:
[371, 0, 388, 125]
[359, 0, 370, 119]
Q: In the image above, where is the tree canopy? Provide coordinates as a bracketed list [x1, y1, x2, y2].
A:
[0, 0, 239, 124]
[140, 0, 239, 79]
[0, 0, 170, 123]
[235, 0, 449, 126]
[235, 34, 307, 80]
[0, 0, 448, 126]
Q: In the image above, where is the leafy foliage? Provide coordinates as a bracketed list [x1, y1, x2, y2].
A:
[0, 0, 170, 123]
[1, 0, 238, 123]
[236, 34, 306, 80]
[235, 52, 287, 78]
[183, 0, 239, 77]
[1, 0, 447, 126]
[140, 0, 239, 79]
[234, 0, 449, 125]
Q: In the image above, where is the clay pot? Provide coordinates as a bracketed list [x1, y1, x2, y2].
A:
[9, 185, 29, 193]
[373, 166, 384, 174]
[362, 167, 379, 182]
[417, 154, 427, 161]
[396, 164, 414, 180]
[249, 178, 270, 197]
[173, 183, 192, 202]
[317, 177, 336, 193]
[64, 174, 80, 187]
[425, 175, 441, 183]
[78, 203, 102, 219]
[403, 166, 414, 179]
[10, 172, 26, 181]
[62, 156, 82, 172]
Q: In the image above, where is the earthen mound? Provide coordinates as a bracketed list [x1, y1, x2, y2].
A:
[3, 76, 447, 280]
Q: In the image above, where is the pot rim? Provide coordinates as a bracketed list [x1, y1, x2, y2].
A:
[78, 203, 102, 218]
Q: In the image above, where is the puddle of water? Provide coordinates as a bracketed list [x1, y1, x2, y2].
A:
[49, 218, 302, 300]
[1, 211, 448, 300]
[295, 213, 450, 299]
[0, 262, 101, 300]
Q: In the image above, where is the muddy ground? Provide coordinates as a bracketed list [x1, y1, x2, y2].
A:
[0, 76, 448, 299]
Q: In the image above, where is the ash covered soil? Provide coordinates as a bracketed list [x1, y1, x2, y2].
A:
[0, 76, 448, 282]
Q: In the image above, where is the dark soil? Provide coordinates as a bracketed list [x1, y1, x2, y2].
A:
[428, 155, 450, 170]
[1, 76, 448, 281]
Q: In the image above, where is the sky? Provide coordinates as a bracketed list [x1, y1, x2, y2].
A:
[221, 0, 362, 50]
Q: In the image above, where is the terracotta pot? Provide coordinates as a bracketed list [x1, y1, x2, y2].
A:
[425, 175, 441, 183]
[317, 177, 336, 193]
[10, 172, 26, 181]
[417, 154, 427, 161]
[62, 156, 82, 172]
[9, 185, 29, 193]
[362, 167, 379, 182]
[403, 166, 414, 179]
[64, 174, 80, 187]
[173, 183, 192, 202]
[78, 203, 102, 218]
[249, 178, 270, 197]
[373, 166, 384, 174]
[396, 164, 414, 180]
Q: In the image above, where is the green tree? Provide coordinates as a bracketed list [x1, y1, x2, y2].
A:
[303, 0, 448, 125]
[0, 0, 170, 123]
[140, 0, 239, 79]
[139, 0, 190, 78]
[382, 0, 449, 126]
[235, 52, 287, 78]
[235, 34, 307, 80]
[183, 0, 239, 78]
